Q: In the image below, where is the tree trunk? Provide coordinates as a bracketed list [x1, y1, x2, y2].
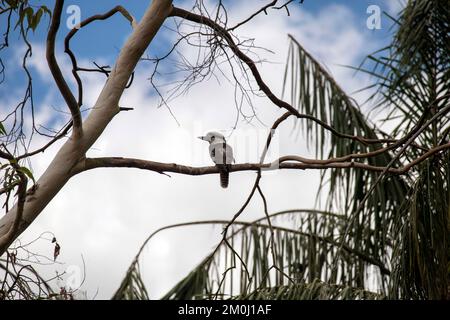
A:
[0, 0, 173, 255]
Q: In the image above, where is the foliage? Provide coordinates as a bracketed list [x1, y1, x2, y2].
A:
[1, 0, 51, 32]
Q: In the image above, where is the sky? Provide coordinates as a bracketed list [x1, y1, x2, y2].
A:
[0, 0, 404, 299]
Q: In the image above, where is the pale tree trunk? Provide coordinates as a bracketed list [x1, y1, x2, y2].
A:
[0, 0, 173, 254]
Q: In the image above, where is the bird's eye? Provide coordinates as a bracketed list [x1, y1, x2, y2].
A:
[211, 136, 215, 141]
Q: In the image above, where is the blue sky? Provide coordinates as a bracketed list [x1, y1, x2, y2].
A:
[1, 0, 400, 113]
[0, 0, 404, 299]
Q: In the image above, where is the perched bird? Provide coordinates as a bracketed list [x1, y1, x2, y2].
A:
[198, 132, 234, 188]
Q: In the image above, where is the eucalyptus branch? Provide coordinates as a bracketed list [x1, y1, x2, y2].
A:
[64, 5, 137, 106]
[331, 99, 450, 275]
[16, 121, 72, 161]
[0, 165, 28, 255]
[72, 139, 450, 177]
[46, 0, 82, 138]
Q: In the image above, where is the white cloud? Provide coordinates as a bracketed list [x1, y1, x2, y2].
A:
[384, 0, 405, 16]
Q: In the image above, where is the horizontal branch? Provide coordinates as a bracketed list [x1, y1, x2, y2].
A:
[71, 141, 450, 177]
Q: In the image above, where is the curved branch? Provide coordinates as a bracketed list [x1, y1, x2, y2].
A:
[65, 5, 137, 106]
[0, 0, 173, 257]
[46, 0, 82, 138]
[169, 6, 390, 146]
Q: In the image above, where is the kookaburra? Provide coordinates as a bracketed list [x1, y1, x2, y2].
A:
[199, 132, 234, 188]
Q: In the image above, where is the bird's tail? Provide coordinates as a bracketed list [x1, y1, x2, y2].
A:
[218, 166, 230, 188]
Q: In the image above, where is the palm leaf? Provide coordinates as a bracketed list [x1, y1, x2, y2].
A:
[283, 35, 408, 286]
[236, 278, 383, 300]
[115, 210, 391, 300]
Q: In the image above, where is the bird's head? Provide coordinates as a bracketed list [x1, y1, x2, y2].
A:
[198, 131, 226, 143]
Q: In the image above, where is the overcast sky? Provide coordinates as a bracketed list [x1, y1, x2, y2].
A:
[0, 0, 404, 299]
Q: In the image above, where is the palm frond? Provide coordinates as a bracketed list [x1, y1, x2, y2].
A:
[236, 278, 383, 300]
[390, 154, 450, 299]
[358, 0, 450, 144]
[283, 35, 409, 283]
[112, 262, 150, 300]
[114, 0, 450, 301]
[114, 210, 390, 300]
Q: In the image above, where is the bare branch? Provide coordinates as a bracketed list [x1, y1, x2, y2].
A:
[65, 5, 137, 106]
[46, 0, 82, 137]
[228, 0, 278, 32]
[73, 139, 450, 177]
[0, 0, 173, 256]
[169, 6, 393, 146]
[16, 122, 72, 161]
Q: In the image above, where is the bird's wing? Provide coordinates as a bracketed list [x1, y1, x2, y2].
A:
[209, 143, 220, 164]
[209, 142, 233, 165]
[225, 144, 234, 165]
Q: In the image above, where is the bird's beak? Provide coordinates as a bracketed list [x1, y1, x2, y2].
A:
[198, 136, 206, 141]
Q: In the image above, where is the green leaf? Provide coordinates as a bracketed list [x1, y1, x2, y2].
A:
[40, 5, 51, 17]
[18, 166, 35, 183]
[31, 8, 43, 31]
[25, 6, 33, 28]
[15, 6, 33, 30]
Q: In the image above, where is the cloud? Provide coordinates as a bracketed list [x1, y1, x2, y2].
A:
[384, 0, 405, 16]
[4, 1, 384, 299]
